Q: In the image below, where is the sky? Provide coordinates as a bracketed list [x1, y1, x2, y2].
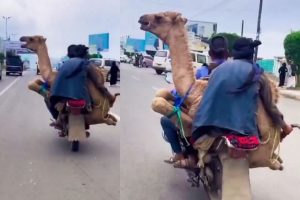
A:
[0, 0, 299, 60]
[0, 0, 120, 59]
[121, 0, 299, 59]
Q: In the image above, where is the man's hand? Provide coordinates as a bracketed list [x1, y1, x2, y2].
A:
[280, 124, 293, 141]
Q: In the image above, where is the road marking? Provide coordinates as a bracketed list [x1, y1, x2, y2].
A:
[109, 112, 120, 121]
[152, 86, 160, 91]
[131, 75, 140, 81]
[0, 77, 20, 97]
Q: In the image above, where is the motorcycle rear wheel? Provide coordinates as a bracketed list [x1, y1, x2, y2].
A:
[71, 141, 80, 152]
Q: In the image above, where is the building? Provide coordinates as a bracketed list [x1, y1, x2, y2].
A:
[186, 20, 217, 39]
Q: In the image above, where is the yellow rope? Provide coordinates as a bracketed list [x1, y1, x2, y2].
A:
[260, 130, 271, 145]
[270, 129, 280, 164]
[101, 98, 108, 119]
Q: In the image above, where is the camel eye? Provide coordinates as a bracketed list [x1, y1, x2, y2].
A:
[29, 38, 34, 42]
[155, 15, 163, 22]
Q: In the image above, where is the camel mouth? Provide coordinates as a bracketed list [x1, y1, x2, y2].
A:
[138, 19, 151, 30]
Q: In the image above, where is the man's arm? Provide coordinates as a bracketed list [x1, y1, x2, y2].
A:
[87, 64, 119, 106]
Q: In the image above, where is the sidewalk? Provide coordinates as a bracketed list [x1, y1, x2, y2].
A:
[279, 87, 300, 101]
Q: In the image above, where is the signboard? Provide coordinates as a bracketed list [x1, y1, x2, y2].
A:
[89, 33, 109, 52]
[5, 41, 34, 54]
[186, 20, 217, 39]
[145, 32, 159, 51]
[125, 38, 145, 52]
[145, 32, 169, 50]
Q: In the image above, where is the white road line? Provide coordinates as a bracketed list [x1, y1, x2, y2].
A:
[0, 77, 20, 97]
[109, 112, 120, 121]
[152, 86, 160, 91]
[131, 75, 140, 81]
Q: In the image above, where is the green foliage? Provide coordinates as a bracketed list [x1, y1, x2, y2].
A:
[89, 53, 102, 59]
[284, 31, 300, 74]
[211, 32, 240, 56]
[284, 31, 300, 87]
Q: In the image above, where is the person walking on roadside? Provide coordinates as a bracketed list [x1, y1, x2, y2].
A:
[109, 61, 120, 86]
[278, 62, 288, 87]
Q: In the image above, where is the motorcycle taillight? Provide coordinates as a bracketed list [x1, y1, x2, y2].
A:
[67, 100, 86, 108]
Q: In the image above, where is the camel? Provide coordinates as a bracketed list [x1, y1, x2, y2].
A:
[20, 36, 118, 126]
[139, 11, 284, 170]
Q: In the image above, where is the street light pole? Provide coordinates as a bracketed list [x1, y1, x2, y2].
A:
[254, 0, 263, 62]
[2, 16, 11, 40]
[241, 20, 244, 37]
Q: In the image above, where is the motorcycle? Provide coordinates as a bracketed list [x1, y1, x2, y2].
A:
[186, 135, 254, 200]
[56, 99, 89, 152]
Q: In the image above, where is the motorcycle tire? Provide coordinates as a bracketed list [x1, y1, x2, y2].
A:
[71, 141, 80, 152]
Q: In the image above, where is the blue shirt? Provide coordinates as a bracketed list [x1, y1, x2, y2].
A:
[196, 66, 209, 79]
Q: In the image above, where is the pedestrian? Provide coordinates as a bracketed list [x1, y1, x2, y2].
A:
[278, 62, 288, 87]
[109, 61, 119, 86]
[195, 63, 209, 79]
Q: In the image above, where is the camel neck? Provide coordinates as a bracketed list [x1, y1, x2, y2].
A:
[167, 27, 195, 102]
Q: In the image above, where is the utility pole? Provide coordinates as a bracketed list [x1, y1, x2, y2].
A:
[2, 16, 11, 40]
[254, 0, 263, 62]
[241, 20, 244, 37]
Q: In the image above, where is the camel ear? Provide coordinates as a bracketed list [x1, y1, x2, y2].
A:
[174, 13, 186, 24]
[38, 37, 47, 42]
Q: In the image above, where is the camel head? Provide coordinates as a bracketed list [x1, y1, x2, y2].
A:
[138, 11, 187, 44]
[20, 35, 47, 52]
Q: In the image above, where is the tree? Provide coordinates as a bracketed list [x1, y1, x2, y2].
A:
[0, 52, 5, 65]
[89, 53, 102, 59]
[211, 32, 240, 56]
[284, 31, 300, 87]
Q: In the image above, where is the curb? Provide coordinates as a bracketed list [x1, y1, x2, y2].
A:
[279, 92, 300, 101]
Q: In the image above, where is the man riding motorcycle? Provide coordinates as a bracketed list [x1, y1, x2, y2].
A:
[28, 44, 118, 132]
[192, 38, 293, 144]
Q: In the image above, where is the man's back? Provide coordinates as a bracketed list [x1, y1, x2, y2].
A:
[193, 59, 260, 139]
[50, 58, 90, 105]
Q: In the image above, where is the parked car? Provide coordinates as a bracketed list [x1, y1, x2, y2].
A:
[89, 58, 120, 82]
[120, 54, 130, 63]
[152, 50, 170, 74]
[89, 58, 104, 67]
[190, 51, 210, 68]
[6, 55, 23, 76]
[139, 54, 153, 68]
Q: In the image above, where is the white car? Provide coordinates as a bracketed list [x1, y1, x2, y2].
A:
[120, 54, 130, 63]
[152, 50, 170, 75]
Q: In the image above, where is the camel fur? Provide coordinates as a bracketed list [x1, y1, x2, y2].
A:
[21, 36, 117, 126]
[139, 12, 284, 170]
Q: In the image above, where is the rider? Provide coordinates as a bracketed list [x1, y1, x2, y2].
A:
[162, 36, 230, 167]
[192, 37, 293, 145]
[50, 44, 117, 109]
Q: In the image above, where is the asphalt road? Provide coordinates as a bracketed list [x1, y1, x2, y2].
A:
[120, 63, 300, 200]
[0, 70, 120, 200]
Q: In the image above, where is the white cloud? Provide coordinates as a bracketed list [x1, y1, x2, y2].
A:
[0, 0, 120, 59]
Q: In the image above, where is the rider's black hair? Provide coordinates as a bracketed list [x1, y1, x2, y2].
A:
[230, 37, 263, 93]
[67, 44, 89, 59]
[209, 36, 229, 59]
